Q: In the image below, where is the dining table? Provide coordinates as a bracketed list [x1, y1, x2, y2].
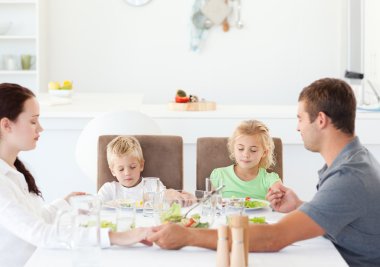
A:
[25, 205, 348, 267]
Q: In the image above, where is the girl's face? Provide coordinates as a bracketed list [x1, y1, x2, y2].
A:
[233, 134, 267, 170]
[110, 154, 144, 188]
[4, 97, 43, 152]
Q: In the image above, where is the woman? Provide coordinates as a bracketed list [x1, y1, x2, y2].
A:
[0, 83, 152, 267]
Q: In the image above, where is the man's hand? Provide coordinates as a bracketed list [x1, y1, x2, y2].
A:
[147, 224, 190, 249]
[266, 184, 303, 213]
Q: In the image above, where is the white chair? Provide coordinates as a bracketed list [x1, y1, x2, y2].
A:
[75, 110, 161, 182]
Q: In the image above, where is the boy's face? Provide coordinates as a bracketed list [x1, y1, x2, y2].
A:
[110, 154, 144, 188]
[233, 134, 267, 170]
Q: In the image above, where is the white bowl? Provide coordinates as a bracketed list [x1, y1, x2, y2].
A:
[0, 21, 12, 35]
[48, 89, 73, 98]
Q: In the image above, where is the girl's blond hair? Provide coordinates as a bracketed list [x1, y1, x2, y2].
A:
[106, 136, 144, 168]
[227, 120, 275, 169]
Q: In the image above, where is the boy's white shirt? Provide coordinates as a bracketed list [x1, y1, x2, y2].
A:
[0, 159, 110, 267]
[97, 179, 163, 203]
[97, 180, 144, 203]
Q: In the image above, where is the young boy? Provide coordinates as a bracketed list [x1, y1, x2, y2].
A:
[98, 136, 193, 205]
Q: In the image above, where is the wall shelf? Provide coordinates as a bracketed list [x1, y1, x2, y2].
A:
[0, 35, 36, 40]
[0, 70, 37, 74]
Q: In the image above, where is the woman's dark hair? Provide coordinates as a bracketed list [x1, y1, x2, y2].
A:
[0, 83, 42, 196]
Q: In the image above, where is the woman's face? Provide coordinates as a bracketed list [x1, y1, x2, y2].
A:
[6, 97, 43, 151]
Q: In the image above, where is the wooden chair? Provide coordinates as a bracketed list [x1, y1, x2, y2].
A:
[196, 137, 283, 190]
[98, 135, 183, 191]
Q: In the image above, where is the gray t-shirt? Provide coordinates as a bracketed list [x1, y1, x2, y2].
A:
[299, 137, 380, 267]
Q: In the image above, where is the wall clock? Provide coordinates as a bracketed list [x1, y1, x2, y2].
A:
[124, 0, 151, 6]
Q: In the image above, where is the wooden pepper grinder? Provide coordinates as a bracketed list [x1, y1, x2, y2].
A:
[216, 225, 230, 267]
[230, 226, 245, 267]
[229, 215, 249, 267]
[222, 0, 230, 32]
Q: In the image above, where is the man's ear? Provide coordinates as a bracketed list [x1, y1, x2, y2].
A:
[317, 111, 329, 129]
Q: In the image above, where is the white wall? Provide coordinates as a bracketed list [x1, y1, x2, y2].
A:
[40, 0, 345, 104]
[364, 0, 380, 97]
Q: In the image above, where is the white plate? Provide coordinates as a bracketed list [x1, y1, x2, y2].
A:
[244, 199, 270, 211]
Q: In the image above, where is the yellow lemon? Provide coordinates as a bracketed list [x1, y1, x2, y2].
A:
[61, 80, 73, 90]
[48, 81, 60, 90]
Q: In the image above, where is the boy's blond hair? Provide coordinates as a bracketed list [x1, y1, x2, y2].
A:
[106, 136, 144, 168]
[227, 120, 275, 169]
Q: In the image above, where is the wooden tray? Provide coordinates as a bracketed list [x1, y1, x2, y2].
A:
[168, 101, 216, 111]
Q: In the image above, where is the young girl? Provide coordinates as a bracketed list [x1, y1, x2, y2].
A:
[0, 83, 152, 267]
[210, 120, 282, 199]
[98, 135, 194, 205]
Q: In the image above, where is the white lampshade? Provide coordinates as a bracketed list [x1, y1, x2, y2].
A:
[76, 110, 161, 181]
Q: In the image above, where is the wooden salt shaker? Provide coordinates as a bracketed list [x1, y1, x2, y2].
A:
[229, 215, 249, 267]
[216, 225, 230, 267]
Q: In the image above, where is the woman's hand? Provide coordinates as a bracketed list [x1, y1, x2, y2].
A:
[64, 192, 87, 202]
[266, 184, 303, 213]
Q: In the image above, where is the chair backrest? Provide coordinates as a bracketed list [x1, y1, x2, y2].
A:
[196, 137, 283, 190]
[98, 135, 183, 191]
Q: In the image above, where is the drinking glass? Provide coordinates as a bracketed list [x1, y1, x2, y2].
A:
[157, 193, 183, 225]
[225, 198, 244, 224]
[142, 177, 160, 217]
[205, 177, 223, 216]
[117, 205, 136, 231]
[68, 195, 101, 267]
[100, 206, 118, 232]
[194, 189, 216, 227]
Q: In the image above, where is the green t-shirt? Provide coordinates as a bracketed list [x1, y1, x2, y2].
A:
[210, 165, 280, 199]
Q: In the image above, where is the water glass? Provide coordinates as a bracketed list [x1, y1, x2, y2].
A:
[194, 190, 216, 226]
[225, 198, 244, 224]
[117, 205, 136, 231]
[100, 206, 118, 232]
[142, 177, 160, 217]
[157, 194, 183, 225]
[205, 177, 223, 215]
[68, 195, 101, 267]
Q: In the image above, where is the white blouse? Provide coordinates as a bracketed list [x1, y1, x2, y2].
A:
[0, 159, 110, 267]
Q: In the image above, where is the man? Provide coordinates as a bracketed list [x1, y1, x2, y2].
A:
[148, 78, 380, 267]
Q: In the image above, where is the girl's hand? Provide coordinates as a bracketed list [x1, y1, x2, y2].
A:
[266, 184, 302, 213]
[64, 191, 87, 202]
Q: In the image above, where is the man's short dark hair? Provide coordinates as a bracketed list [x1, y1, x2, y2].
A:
[298, 78, 356, 135]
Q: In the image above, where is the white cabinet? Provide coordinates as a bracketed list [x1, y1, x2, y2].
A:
[0, 0, 39, 93]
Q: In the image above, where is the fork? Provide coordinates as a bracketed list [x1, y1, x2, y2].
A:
[183, 184, 225, 218]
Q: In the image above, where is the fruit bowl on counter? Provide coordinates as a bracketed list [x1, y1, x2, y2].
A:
[48, 89, 73, 98]
[48, 80, 73, 98]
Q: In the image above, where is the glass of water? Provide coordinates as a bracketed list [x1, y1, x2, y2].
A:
[142, 177, 160, 217]
[117, 205, 136, 231]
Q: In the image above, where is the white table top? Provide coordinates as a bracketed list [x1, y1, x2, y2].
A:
[25, 208, 348, 267]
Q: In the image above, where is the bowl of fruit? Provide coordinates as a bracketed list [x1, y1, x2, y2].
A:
[48, 80, 73, 98]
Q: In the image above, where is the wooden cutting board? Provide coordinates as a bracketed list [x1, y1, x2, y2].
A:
[168, 101, 216, 111]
